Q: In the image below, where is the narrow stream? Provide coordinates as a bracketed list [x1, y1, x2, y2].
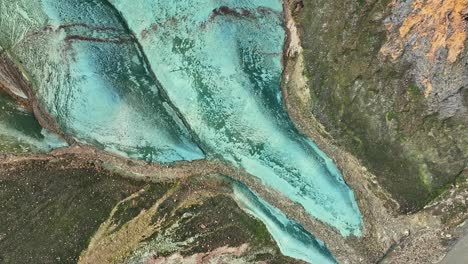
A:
[231, 178, 338, 264]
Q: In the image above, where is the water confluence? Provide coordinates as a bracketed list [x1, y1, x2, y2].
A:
[1, 0, 363, 262]
[110, 0, 363, 237]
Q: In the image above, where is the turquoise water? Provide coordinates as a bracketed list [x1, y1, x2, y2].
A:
[232, 179, 337, 264]
[1, 0, 362, 252]
[0, 0, 204, 163]
[110, 0, 362, 236]
[0, 91, 67, 153]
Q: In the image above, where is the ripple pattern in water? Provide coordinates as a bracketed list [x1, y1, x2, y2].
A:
[109, 0, 363, 236]
[0, 0, 204, 163]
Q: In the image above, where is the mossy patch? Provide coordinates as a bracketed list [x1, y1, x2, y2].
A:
[0, 158, 149, 264]
[407, 83, 423, 97]
[386, 111, 398, 121]
[0, 158, 296, 263]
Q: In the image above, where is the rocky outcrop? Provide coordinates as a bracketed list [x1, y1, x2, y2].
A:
[381, 0, 468, 118]
[289, 0, 468, 211]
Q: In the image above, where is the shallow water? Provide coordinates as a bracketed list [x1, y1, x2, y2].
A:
[110, 0, 363, 236]
[1, 2, 363, 261]
[232, 179, 337, 264]
[0, 0, 204, 163]
[0, 91, 67, 153]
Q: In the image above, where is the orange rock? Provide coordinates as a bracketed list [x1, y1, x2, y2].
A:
[385, 0, 468, 63]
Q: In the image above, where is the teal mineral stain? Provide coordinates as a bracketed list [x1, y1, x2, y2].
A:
[0, 91, 67, 153]
[0, 0, 204, 163]
[110, 0, 363, 236]
[232, 179, 337, 264]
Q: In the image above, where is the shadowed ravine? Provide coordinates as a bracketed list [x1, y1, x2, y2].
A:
[0, 0, 363, 262]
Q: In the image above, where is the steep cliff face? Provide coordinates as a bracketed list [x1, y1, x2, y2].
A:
[291, 0, 468, 211]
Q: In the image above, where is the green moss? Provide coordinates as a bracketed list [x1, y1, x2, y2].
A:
[408, 83, 423, 97]
[386, 111, 398, 121]
[1, 158, 296, 263]
[0, 158, 148, 264]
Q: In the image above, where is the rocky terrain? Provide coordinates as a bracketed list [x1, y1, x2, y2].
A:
[282, 0, 468, 262]
[0, 0, 467, 263]
[286, 0, 468, 211]
[0, 155, 296, 264]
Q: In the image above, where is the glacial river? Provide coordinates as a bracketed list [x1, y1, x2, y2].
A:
[0, 0, 362, 262]
[110, 0, 362, 237]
